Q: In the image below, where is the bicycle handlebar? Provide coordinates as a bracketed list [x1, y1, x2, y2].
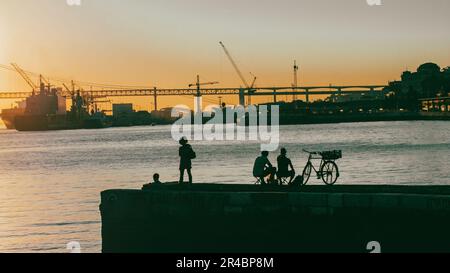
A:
[303, 149, 318, 155]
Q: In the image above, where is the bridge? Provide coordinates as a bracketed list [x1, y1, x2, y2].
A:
[0, 85, 387, 110]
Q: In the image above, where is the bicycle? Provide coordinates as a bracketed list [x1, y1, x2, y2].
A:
[301, 149, 342, 185]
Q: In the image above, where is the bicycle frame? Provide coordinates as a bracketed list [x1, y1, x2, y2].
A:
[305, 152, 327, 179]
[302, 149, 341, 185]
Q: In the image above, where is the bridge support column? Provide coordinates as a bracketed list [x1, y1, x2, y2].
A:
[153, 87, 158, 111]
[305, 89, 310, 103]
[273, 90, 277, 103]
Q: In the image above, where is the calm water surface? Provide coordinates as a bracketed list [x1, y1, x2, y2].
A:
[0, 121, 449, 252]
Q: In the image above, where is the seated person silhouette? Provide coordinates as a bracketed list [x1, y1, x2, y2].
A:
[277, 148, 296, 184]
[253, 151, 277, 185]
[142, 173, 162, 190]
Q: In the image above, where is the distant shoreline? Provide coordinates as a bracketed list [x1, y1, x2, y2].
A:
[0, 113, 448, 132]
[276, 112, 450, 125]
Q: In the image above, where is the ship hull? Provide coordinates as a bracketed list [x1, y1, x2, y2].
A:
[14, 115, 69, 131]
[1, 108, 25, 129]
[1, 117, 16, 129]
[13, 114, 108, 131]
[83, 117, 113, 129]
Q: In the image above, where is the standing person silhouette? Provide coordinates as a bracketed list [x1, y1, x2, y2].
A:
[178, 137, 196, 184]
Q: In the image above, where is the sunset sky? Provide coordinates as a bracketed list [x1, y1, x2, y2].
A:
[0, 0, 449, 111]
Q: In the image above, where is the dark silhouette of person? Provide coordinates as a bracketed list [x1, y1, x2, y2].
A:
[153, 173, 161, 184]
[142, 173, 162, 190]
[277, 148, 296, 184]
[179, 137, 196, 184]
[253, 151, 276, 185]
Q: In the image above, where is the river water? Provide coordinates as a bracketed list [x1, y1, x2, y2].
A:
[0, 121, 449, 252]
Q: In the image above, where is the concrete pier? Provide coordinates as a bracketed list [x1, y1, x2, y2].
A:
[100, 184, 450, 253]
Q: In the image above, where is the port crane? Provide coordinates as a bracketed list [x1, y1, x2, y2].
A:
[63, 81, 101, 113]
[10, 64, 53, 95]
[62, 83, 73, 97]
[219, 42, 257, 105]
[10, 63, 38, 92]
[0, 64, 387, 112]
[63, 80, 109, 114]
[249, 72, 257, 89]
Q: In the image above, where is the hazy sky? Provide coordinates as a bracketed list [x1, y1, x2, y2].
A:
[0, 0, 449, 109]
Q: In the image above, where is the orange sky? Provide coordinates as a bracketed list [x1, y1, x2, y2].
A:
[1, 0, 449, 111]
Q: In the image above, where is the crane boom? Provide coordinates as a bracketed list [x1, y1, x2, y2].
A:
[219, 42, 250, 88]
[62, 83, 74, 97]
[189, 81, 219, 88]
[11, 63, 37, 91]
[189, 75, 219, 96]
[189, 75, 219, 114]
[249, 72, 257, 89]
[62, 83, 71, 93]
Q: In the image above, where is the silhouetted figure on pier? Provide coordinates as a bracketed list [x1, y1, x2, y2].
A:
[179, 137, 196, 184]
[153, 173, 161, 184]
[277, 148, 296, 184]
[253, 151, 276, 185]
[142, 173, 162, 190]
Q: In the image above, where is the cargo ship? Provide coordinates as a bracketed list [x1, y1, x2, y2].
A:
[13, 82, 71, 131]
[11, 81, 112, 131]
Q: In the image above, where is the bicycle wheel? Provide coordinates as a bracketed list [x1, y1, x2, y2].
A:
[302, 162, 313, 185]
[320, 161, 339, 185]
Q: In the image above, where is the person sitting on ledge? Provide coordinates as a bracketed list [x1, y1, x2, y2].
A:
[253, 151, 277, 185]
[277, 148, 296, 185]
[142, 173, 162, 190]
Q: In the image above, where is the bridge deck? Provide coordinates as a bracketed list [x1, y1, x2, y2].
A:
[0, 85, 386, 99]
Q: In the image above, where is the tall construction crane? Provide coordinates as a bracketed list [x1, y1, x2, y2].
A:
[10, 63, 37, 92]
[292, 60, 299, 101]
[188, 75, 219, 91]
[248, 72, 258, 105]
[189, 75, 219, 113]
[219, 42, 257, 105]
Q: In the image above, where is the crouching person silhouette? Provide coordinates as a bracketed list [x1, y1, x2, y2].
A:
[179, 137, 196, 184]
[253, 151, 277, 185]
